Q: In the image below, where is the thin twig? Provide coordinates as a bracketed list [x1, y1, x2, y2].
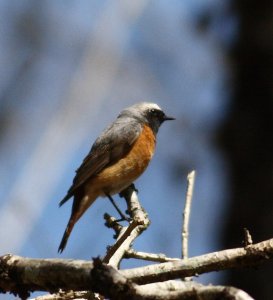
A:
[104, 213, 123, 239]
[125, 249, 180, 262]
[243, 228, 253, 247]
[182, 170, 196, 259]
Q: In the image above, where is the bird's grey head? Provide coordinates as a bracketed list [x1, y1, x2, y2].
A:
[119, 102, 175, 134]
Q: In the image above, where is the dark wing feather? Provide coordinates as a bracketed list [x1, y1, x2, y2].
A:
[59, 117, 142, 206]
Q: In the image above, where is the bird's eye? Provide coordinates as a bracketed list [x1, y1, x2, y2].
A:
[150, 109, 157, 115]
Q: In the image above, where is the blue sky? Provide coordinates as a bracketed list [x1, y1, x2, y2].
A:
[0, 1, 235, 297]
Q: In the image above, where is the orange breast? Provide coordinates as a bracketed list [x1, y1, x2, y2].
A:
[89, 124, 156, 195]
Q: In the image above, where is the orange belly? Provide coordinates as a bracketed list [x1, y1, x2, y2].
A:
[86, 125, 156, 196]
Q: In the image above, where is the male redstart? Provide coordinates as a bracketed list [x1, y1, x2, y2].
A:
[58, 102, 174, 252]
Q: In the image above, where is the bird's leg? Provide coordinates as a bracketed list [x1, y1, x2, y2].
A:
[119, 183, 138, 215]
[106, 194, 130, 222]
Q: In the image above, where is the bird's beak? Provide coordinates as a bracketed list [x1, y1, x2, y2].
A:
[163, 115, 175, 121]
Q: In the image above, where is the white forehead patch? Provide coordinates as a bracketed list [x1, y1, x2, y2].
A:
[137, 102, 161, 111]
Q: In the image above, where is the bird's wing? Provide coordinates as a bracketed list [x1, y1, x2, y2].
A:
[59, 118, 142, 206]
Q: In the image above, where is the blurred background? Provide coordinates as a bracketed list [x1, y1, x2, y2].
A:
[0, 1, 272, 299]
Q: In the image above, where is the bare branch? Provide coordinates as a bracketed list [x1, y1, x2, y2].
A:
[31, 279, 254, 300]
[0, 255, 94, 299]
[120, 184, 150, 225]
[102, 185, 150, 267]
[30, 291, 97, 300]
[87, 260, 256, 300]
[138, 281, 254, 300]
[103, 222, 138, 267]
[182, 170, 196, 259]
[122, 238, 273, 284]
[1, 238, 273, 296]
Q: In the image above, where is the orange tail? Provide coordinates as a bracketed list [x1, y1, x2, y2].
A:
[58, 192, 98, 253]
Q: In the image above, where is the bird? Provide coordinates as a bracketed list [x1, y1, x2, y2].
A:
[58, 102, 175, 253]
